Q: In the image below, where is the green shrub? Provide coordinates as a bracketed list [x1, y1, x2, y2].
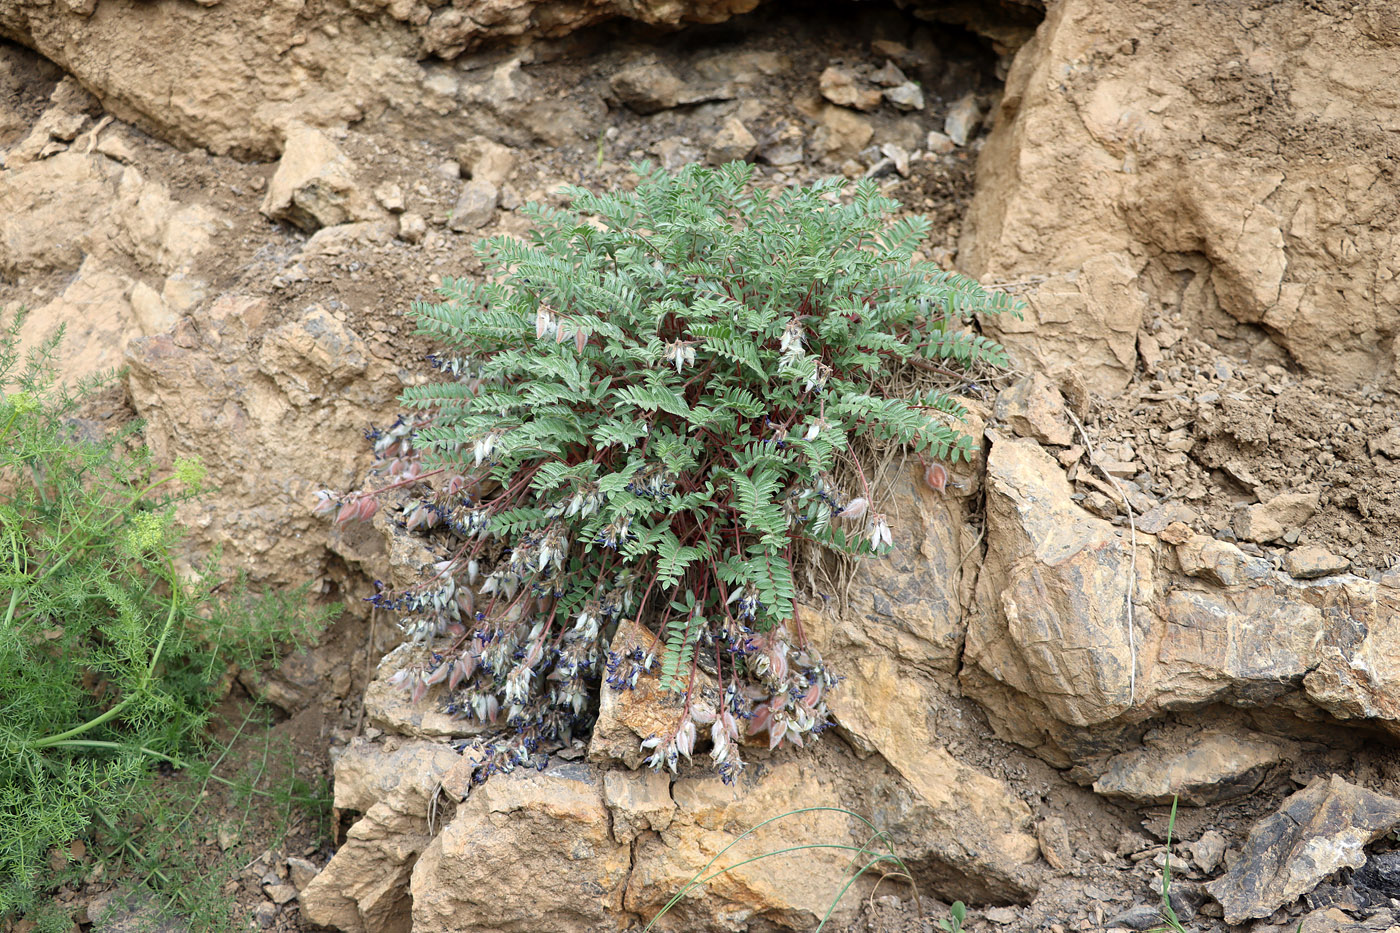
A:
[0, 314, 335, 919]
[321, 162, 1015, 782]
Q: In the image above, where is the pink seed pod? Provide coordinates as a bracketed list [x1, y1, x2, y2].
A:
[335, 501, 358, 525]
[410, 671, 429, 703]
[357, 497, 379, 520]
[924, 462, 949, 493]
[837, 497, 869, 521]
[575, 328, 588, 354]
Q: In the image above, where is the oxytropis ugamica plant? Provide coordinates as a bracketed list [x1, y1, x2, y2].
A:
[317, 162, 1015, 784]
[0, 315, 334, 923]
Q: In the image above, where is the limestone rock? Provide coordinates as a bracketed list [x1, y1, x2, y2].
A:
[884, 82, 925, 112]
[1231, 492, 1320, 544]
[943, 93, 982, 146]
[261, 124, 376, 232]
[961, 431, 1400, 768]
[602, 769, 674, 845]
[0, 0, 762, 159]
[411, 765, 631, 933]
[257, 306, 370, 407]
[1091, 730, 1284, 806]
[454, 136, 517, 187]
[287, 857, 320, 891]
[610, 61, 686, 114]
[396, 212, 427, 244]
[1189, 830, 1227, 875]
[1205, 776, 1400, 924]
[818, 66, 881, 112]
[994, 372, 1073, 446]
[959, 0, 1400, 389]
[1284, 546, 1350, 580]
[705, 117, 756, 165]
[448, 180, 499, 232]
[627, 762, 871, 930]
[811, 105, 873, 162]
[125, 295, 401, 585]
[588, 619, 714, 769]
[302, 738, 475, 933]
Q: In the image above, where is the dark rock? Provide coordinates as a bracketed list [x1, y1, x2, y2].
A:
[1205, 775, 1400, 924]
[1107, 905, 1161, 930]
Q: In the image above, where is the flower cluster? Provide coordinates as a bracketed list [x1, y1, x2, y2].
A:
[316, 164, 1012, 787]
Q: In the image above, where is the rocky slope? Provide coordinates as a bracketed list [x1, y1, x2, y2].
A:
[3, 0, 1399, 931]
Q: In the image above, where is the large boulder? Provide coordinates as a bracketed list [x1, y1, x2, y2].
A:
[962, 432, 1400, 778]
[961, 0, 1400, 392]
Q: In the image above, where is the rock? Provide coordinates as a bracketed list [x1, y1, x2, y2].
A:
[253, 902, 278, 929]
[944, 93, 983, 146]
[705, 117, 756, 165]
[995, 372, 1073, 446]
[588, 619, 709, 769]
[1368, 426, 1400, 460]
[959, 0, 1400, 389]
[302, 741, 474, 933]
[448, 180, 499, 232]
[869, 60, 907, 87]
[653, 136, 703, 171]
[1284, 546, 1350, 580]
[984, 906, 1019, 925]
[804, 464, 1042, 904]
[287, 857, 319, 891]
[963, 433, 1147, 755]
[373, 182, 405, 213]
[261, 123, 376, 232]
[758, 123, 804, 166]
[961, 430, 1400, 769]
[884, 82, 925, 112]
[1296, 907, 1400, 933]
[880, 142, 911, 178]
[811, 105, 873, 162]
[1090, 730, 1284, 806]
[602, 769, 674, 845]
[818, 66, 881, 112]
[1174, 534, 1272, 587]
[396, 212, 427, 243]
[1106, 906, 1160, 930]
[1036, 816, 1074, 871]
[626, 762, 873, 929]
[265, 883, 298, 905]
[1205, 776, 1400, 924]
[128, 280, 176, 336]
[85, 887, 185, 933]
[454, 135, 517, 187]
[411, 764, 631, 933]
[125, 294, 401, 585]
[1231, 492, 1320, 543]
[925, 130, 955, 154]
[610, 61, 685, 114]
[1188, 830, 1227, 875]
[1136, 502, 1196, 536]
[19, 258, 137, 381]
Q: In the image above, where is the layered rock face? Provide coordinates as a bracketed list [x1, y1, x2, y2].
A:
[962, 0, 1400, 394]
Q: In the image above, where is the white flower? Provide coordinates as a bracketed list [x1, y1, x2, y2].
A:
[867, 512, 893, 549]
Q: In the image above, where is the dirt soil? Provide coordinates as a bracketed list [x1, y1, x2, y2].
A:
[1080, 326, 1400, 576]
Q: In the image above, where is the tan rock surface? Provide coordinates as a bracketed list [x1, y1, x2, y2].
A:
[962, 0, 1400, 391]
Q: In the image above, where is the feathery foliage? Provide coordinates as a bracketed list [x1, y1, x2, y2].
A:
[0, 312, 335, 921]
[320, 163, 1015, 784]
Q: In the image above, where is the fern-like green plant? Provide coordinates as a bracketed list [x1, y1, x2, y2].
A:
[320, 162, 1015, 783]
[0, 311, 336, 921]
